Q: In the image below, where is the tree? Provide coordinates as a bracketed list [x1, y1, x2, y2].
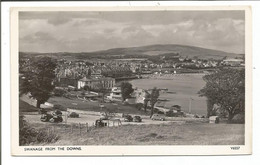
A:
[206, 98, 214, 118]
[93, 83, 110, 103]
[83, 85, 90, 91]
[19, 57, 57, 108]
[199, 68, 245, 121]
[53, 88, 66, 97]
[149, 87, 160, 118]
[143, 90, 151, 112]
[120, 81, 134, 102]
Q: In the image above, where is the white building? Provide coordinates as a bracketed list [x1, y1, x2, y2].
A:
[107, 87, 122, 101]
[78, 77, 115, 90]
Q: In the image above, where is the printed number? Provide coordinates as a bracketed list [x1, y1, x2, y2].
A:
[231, 146, 240, 150]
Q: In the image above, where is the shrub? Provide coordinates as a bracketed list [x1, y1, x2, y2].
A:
[19, 115, 59, 145]
[165, 110, 174, 117]
[53, 88, 67, 97]
[53, 104, 66, 111]
[231, 113, 245, 124]
[83, 85, 90, 91]
[135, 103, 143, 110]
[157, 111, 164, 114]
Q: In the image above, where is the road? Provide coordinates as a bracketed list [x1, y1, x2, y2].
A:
[23, 113, 186, 127]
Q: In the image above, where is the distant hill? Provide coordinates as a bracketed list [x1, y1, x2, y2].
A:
[20, 44, 243, 60]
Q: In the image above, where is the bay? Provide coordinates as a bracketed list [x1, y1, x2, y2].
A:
[130, 74, 207, 115]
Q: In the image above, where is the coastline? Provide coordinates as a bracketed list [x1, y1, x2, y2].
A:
[130, 73, 207, 115]
[141, 73, 206, 80]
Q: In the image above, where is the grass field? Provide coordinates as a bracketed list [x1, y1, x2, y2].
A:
[48, 96, 149, 116]
[29, 122, 244, 146]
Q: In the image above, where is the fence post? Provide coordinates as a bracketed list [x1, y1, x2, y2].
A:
[86, 123, 88, 132]
[48, 127, 50, 136]
[65, 112, 67, 124]
[79, 123, 81, 136]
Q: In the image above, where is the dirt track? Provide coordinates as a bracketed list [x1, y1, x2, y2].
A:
[23, 110, 208, 128]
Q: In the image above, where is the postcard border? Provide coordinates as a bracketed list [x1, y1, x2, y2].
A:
[10, 5, 252, 156]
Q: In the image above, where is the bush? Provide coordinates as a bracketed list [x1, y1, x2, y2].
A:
[53, 104, 66, 111]
[231, 113, 245, 124]
[135, 103, 143, 110]
[157, 111, 164, 114]
[53, 88, 67, 97]
[165, 110, 174, 117]
[19, 115, 59, 145]
[83, 85, 90, 91]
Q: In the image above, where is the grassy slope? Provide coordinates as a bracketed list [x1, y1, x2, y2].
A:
[31, 122, 245, 145]
[48, 96, 148, 116]
[19, 99, 39, 112]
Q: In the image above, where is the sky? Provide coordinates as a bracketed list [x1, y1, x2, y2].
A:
[19, 10, 245, 54]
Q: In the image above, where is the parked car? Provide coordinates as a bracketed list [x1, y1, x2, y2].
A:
[40, 113, 53, 122]
[49, 110, 63, 123]
[124, 114, 133, 122]
[68, 112, 79, 118]
[133, 116, 142, 122]
[151, 114, 166, 121]
[95, 119, 107, 127]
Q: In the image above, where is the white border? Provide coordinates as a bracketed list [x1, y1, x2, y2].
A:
[10, 5, 252, 156]
[2, 1, 260, 164]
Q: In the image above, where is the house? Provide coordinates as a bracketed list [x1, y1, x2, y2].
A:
[77, 77, 115, 90]
[222, 58, 244, 66]
[107, 87, 122, 101]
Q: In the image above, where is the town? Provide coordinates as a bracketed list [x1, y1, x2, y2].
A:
[20, 52, 245, 92]
[19, 50, 245, 146]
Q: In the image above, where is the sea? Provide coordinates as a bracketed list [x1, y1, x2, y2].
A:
[130, 74, 207, 115]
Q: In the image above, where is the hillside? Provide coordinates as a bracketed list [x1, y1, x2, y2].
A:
[20, 44, 242, 60]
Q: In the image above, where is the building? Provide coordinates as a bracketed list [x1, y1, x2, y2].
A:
[107, 87, 122, 101]
[222, 58, 244, 66]
[77, 77, 115, 90]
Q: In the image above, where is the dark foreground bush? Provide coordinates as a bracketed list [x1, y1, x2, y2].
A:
[19, 116, 59, 145]
[231, 113, 245, 124]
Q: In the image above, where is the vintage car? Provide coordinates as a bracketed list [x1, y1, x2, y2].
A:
[123, 114, 133, 122]
[95, 119, 108, 127]
[40, 113, 53, 122]
[49, 110, 63, 123]
[40, 110, 63, 123]
[133, 116, 142, 122]
[151, 114, 166, 121]
[68, 112, 79, 118]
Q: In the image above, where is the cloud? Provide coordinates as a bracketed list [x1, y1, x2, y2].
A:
[19, 10, 245, 54]
[72, 18, 101, 27]
[20, 32, 55, 43]
[122, 26, 141, 33]
[47, 16, 72, 26]
[103, 28, 116, 34]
